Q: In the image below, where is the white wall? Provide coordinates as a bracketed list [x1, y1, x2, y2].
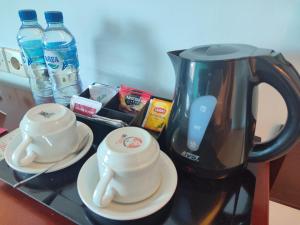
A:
[1, 0, 298, 140]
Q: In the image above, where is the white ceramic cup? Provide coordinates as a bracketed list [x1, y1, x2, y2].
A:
[12, 103, 79, 167]
[92, 127, 161, 208]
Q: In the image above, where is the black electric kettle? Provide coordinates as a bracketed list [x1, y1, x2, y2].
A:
[166, 44, 300, 179]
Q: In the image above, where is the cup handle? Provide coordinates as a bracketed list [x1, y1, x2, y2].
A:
[92, 166, 116, 208]
[12, 135, 36, 166]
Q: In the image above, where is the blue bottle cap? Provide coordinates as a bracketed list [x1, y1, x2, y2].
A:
[18, 9, 37, 21]
[44, 11, 63, 23]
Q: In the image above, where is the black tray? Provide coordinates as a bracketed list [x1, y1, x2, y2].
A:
[0, 88, 256, 224]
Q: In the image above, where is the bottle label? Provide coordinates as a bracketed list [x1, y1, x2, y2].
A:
[44, 51, 61, 71]
[44, 48, 79, 73]
[19, 40, 51, 86]
[44, 47, 80, 88]
[20, 40, 45, 66]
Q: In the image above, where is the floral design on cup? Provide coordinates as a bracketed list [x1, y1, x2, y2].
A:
[115, 134, 143, 149]
[123, 137, 143, 148]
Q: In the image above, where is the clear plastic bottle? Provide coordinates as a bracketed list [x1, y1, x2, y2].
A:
[17, 9, 54, 104]
[43, 11, 82, 106]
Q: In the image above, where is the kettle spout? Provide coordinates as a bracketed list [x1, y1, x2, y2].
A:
[167, 50, 185, 78]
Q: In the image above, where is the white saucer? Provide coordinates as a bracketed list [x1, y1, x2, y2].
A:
[77, 151, 177, 221]
[4, 121, 93, 174]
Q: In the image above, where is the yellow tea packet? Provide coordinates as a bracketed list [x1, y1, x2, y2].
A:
[142, 98, 173, 132]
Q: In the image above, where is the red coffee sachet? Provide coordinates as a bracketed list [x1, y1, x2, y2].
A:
[118, 85, 152, 114]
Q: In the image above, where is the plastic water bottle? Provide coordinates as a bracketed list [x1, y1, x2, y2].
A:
[43, 11, 82, 106]
[17, 9, 54, 104]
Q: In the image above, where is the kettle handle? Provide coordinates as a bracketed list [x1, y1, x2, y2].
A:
[249, 53, 300, 162]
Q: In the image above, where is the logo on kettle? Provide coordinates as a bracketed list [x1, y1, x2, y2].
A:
[181, 151, 200, 162]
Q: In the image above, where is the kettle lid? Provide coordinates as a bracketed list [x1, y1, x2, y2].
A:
[180, 44, 271, 61]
